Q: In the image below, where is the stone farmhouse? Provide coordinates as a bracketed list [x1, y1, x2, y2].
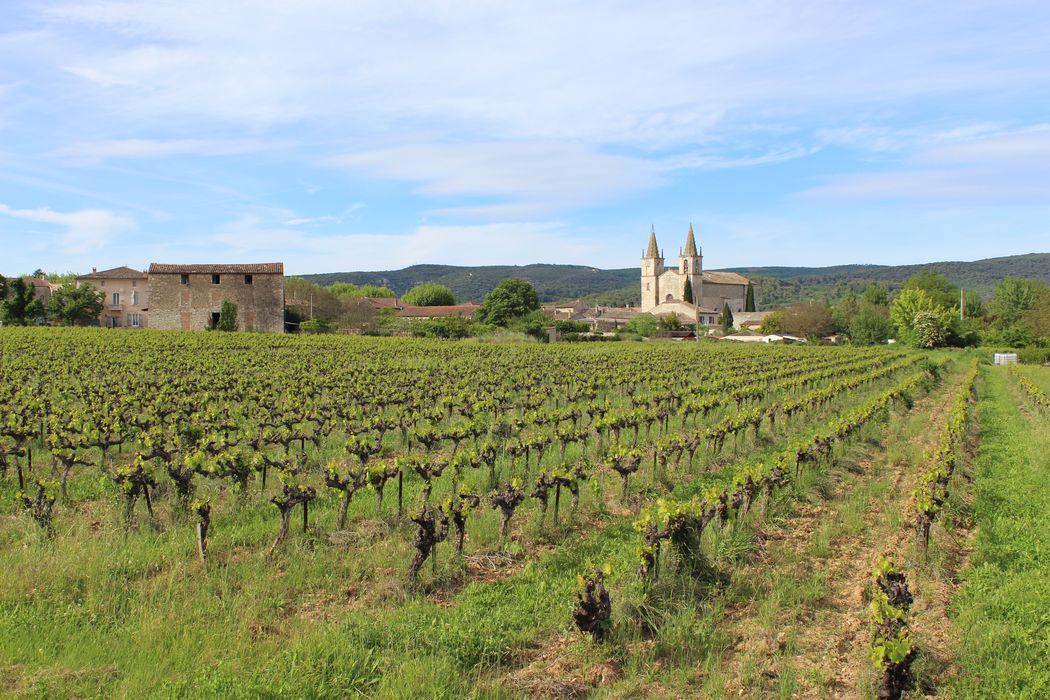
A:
[76, 266, 150, 328]
[641, 224, 750, 324]
[147, 263, 285, 332]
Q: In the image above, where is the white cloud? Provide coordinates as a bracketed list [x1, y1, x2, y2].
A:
[207, 214, 595, 273]
[329, 142, 662, 215]
[802, 127, 1050, 204]
[0, 202, 136, 252]
[26, 1, 1049, 145]
[55, 138, 271, 163]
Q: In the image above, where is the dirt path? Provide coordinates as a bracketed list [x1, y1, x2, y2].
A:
[718, 365, 972, 698]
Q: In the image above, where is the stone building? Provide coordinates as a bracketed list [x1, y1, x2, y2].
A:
[76, 266, 150, 328]
[640, 224, 750, 322]
[147, 263, 284, 332]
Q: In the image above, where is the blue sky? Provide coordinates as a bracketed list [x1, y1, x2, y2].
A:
[1, 0, 1048, 276]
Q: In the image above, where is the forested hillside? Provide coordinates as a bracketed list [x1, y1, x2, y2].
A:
[303, 264, 636, 303]
[303, 253, 1050, 307]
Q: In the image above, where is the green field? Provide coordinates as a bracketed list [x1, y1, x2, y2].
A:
[1, 329, 1047, 698]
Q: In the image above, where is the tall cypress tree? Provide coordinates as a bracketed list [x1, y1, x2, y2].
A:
[720, 303, 734, 333]
[683, 278, 693, 304]
[745, 282, 756, 312]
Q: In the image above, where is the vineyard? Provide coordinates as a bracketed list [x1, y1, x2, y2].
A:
[1, 328, 1047, 698]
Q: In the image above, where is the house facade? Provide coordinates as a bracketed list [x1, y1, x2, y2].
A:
[147, 263, 285, 332]
[76, 266, 150, 328]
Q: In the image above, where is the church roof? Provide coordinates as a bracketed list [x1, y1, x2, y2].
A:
[683, 223, 699, 257]
[644, 226, 660, 258]
[701, 271, 749, 285]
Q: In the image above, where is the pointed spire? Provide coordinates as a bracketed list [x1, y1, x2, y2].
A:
[644, 225, 660, 258]
[684, 222, 699, 257]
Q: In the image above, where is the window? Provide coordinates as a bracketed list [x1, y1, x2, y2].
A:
[211, 274, 220, 284]
[109, 316, 121, 328]
[244, 274, 253, 285]
[211, 312, 221, 328]
[128, 313, 142, 328]
[131, 291, 138, 305]
[100, 281, 106, 288]
[111, 292, 120, 305]
[132, 280, 137, 287]
[180, 274, 189, 285]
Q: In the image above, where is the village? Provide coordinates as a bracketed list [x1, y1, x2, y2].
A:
[3, 225, 819, 342]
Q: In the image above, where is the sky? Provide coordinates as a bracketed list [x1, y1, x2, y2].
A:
[0, 0, 1048, 276]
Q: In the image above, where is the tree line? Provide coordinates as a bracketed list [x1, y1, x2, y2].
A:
[759, 271, 1050, 349]
[0, 274, 105, 326]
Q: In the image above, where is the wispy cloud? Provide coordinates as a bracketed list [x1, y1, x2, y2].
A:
[0, 1, 1047, 272]
[26, 1, 1049, 144]
[55, 138, 272, 163]
[208, 213, 592, 273]
[0, 202, 136, 252]
[329, 142, 663, 216]
[802, 126, 1050, 204]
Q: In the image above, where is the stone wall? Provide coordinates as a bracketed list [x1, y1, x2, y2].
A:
[700, 282, 747, 313]
[148, 272, 284, 332]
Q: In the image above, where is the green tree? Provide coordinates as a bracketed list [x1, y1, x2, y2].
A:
[961, 290, 985, 319]
[216, 301, 238, 331]
[831, 292, 859, 333]
[683, 278, 693, 304]
[409, 316, 477, 339]
[862, 284, 889, 306]
[891, 288, 955, 346]
[901, 271, 959, 310]
[359, 284, 396, 298]
[759, 310, 784, 334]
[476, 278, 540, 326]
[328, 282, 397, 299]
[912, 310, 949, 348]
[849, 304, 892, 345]
[621, 313, 659, 337]
[780, 302, 835, 339]
[1025, 285, 1050, 338]
[891, 288, 938, 340]
[1, 278, 45, 325]
[991, 277, 1042, 326]
[719, 303, 734, 333]
[745, 282, 756, 312]
[48, 282, 103, 326]
[402, 283, 456, 307]
[327, 282, 360, 298]
[659, 312, 681, 331]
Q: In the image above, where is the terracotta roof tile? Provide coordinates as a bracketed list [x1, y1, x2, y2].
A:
[77, 266, 148, 280]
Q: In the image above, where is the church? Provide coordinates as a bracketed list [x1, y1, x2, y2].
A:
[641, 224, 751, 324]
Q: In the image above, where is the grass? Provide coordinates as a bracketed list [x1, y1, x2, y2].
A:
[0, 348, 943, 698]
[947, 366, 1050, 698]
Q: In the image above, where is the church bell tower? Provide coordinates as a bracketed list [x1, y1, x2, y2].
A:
[640, 225, 663, 312]
[678, 223, 702, 305]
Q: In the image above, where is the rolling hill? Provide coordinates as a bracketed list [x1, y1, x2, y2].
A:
[301, 253, 1050, 307]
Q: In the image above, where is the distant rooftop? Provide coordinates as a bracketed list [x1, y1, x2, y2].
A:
[149, 263, 284, 274]
[77, 265, 147, 280]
